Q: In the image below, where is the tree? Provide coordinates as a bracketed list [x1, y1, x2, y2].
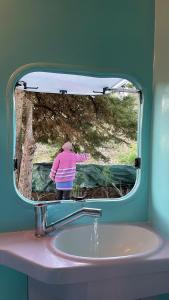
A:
[15, 88, 25, 185]
[32, 92, 138, 159]
[15, 89, 36, 198]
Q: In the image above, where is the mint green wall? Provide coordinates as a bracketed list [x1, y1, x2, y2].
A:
[150, 1, 169, 296]
[0, 266, 27, 300]
[0, 1, 154, 300]
[150, 0, 169, 238]
[157, 294, 169, 300]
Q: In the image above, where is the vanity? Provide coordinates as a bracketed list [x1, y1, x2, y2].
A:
[0, 223, 169, 300]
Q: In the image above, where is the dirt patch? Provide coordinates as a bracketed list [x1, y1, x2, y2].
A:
[32, 185, 133, 201]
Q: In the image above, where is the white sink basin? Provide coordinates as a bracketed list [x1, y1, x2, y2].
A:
[51, 223, 162, 262]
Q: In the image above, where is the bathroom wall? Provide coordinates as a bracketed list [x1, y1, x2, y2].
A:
[150, 1, 169, 295]
[0, 1, 155, 299]
[150, 0, 169, 238]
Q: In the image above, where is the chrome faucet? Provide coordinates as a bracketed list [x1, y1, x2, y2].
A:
[33, 200, 102, 237]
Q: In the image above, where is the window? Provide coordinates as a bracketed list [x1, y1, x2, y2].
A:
[14, 72, 141, 202]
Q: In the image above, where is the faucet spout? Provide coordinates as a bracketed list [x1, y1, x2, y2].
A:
[45, 207, 102, 234]
[78, 207, 102, 217]
[34, 204, 102, 237]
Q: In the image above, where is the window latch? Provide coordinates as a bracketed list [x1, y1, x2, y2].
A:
[135, 157, 141, 169]
[13, 158, 18, 171]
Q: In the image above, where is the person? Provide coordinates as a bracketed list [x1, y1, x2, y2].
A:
[49, 141, 90, 200]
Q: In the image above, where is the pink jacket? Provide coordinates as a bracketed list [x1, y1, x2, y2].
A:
[49, 150, 89, 182]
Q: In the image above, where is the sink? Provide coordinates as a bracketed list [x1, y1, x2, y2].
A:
[51, 223, 162, 262]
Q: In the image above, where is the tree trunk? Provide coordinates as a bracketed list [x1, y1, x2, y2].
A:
[18, 94, 36, 199]
[14, 88, 25, 185]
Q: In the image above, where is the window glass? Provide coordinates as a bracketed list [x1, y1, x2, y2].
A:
[14, 72, 140, 202]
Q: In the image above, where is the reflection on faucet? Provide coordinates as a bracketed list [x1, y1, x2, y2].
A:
[34, 200, 102, 237]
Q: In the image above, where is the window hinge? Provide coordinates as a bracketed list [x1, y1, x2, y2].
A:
[135, 157, 141, 169]
[15, 80, 38, 90]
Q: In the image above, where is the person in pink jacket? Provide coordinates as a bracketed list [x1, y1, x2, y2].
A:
[49, 141, 90, 200]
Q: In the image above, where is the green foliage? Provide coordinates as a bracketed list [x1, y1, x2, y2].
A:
[117, 143, 137, 165]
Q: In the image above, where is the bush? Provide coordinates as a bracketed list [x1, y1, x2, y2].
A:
[117, 143, 136, 165]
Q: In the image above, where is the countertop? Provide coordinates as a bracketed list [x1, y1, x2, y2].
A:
[0, 225, 169, 284]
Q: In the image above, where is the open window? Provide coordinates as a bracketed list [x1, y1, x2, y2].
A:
[14, 72, 142, 202]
